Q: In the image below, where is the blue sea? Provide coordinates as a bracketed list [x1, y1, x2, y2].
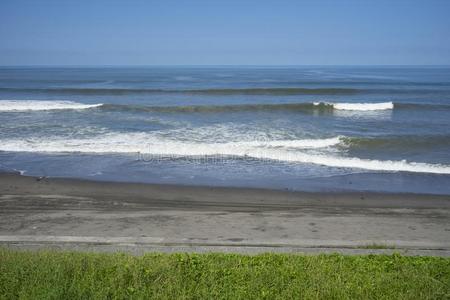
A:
[1, 66, 450, 194]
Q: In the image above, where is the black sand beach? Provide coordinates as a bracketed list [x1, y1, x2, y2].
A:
[1, 172, 449, 255]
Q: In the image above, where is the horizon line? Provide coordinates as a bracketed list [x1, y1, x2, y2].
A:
[1, 64, 450, 68]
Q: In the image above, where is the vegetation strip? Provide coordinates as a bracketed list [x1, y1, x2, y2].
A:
[1, 248, 449, 299]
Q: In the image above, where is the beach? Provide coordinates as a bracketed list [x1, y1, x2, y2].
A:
[1, 172, 449, 255]
[1, 66, 450, 255]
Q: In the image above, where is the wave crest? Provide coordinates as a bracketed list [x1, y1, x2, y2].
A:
[3, 101, 448, 113]
[314, 101, 393, 111]
[100, 102, 394, 113]
[1, 133, 449, 174]
[0, 100, 102, 111]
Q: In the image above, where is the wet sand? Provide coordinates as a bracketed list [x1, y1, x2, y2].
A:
[1, 172, 449, 255]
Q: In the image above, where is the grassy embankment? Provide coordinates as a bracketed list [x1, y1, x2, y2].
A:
[1, 248, 449, 299]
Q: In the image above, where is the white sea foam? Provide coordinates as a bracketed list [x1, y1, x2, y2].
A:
[0, 134, 339, 154]
[0, 100, 103, 111]
[243, 137, 341, 148]
[314, 101, 394, 111]
[1, 133, 449, 174]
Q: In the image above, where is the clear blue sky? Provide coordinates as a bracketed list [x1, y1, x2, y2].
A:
[1, 0, 449, 65]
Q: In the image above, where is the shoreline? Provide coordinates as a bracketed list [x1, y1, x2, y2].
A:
[1, 172, 449, 255]
[1, 171, 449, 206]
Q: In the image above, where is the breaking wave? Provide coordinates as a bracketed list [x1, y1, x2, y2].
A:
[3, 100, 450, 114]
[0, 100, 102, 111]
[1, 133, 449, 174]
[100, 101, 448, 113]
[100, 102, 394, 113]
[314, 101, 393, 111]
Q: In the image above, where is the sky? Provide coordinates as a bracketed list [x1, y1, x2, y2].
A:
[1, 0, 449, 66]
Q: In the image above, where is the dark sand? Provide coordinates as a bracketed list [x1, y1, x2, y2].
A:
[1, 172, 449, 255]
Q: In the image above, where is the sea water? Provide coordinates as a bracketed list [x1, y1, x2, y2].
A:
[0, 66, 449, 194]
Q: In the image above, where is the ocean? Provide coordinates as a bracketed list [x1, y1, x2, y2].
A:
[0, 66, 449, 194]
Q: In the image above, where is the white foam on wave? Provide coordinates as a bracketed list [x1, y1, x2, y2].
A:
[263, 151, 450, 174]
[0, 100, 103, 111]
[314, 101, 394, 111]
[243, 137, 341, 148]
[0, 133, 338, 154]
[1, 133, 449, 174]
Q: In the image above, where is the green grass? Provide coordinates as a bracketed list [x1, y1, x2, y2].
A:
[1, 248, 449, 299]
